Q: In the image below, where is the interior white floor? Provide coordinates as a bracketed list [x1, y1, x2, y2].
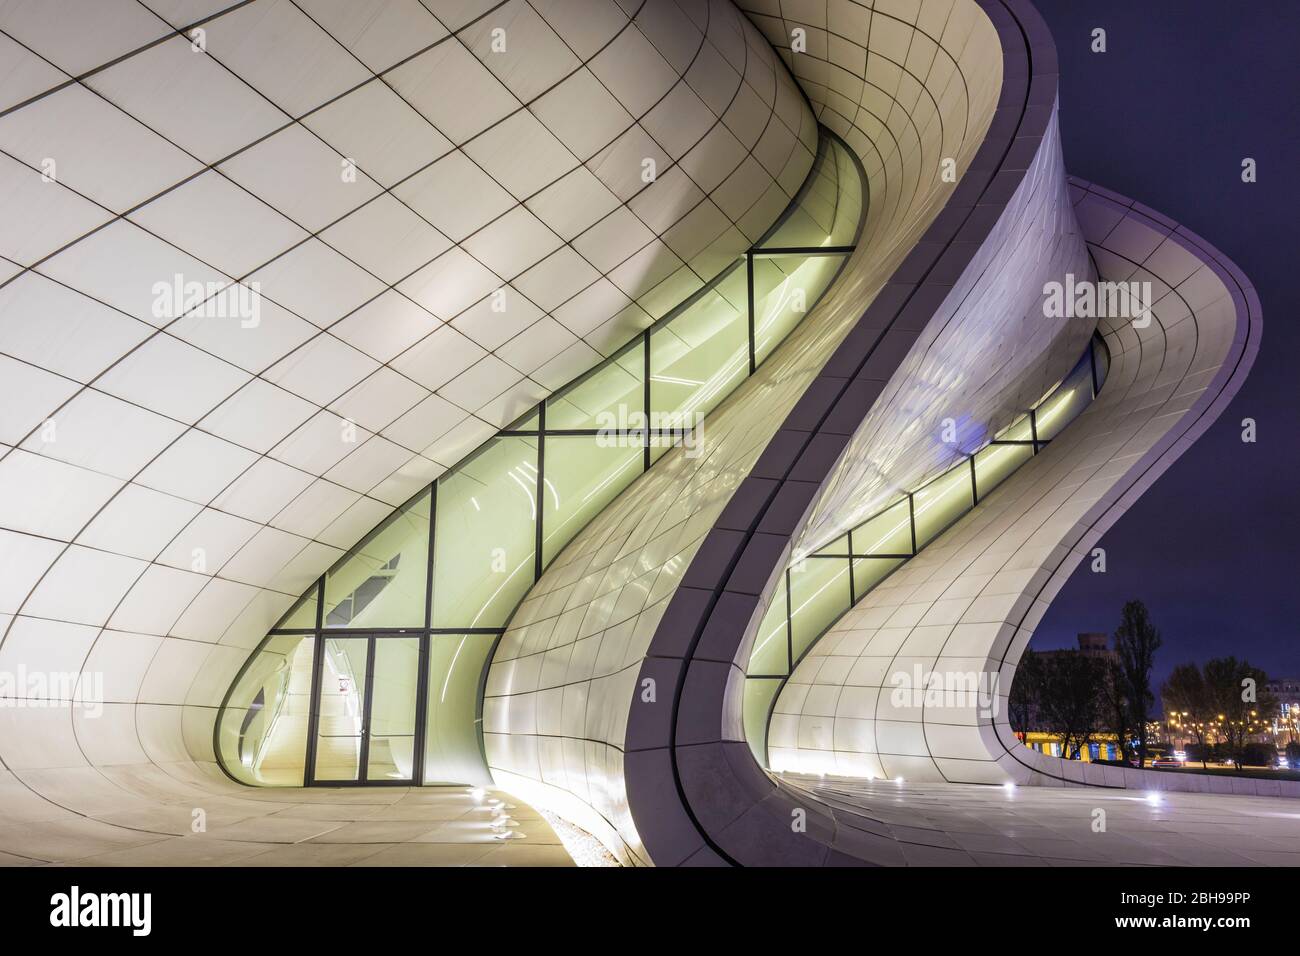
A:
[0, 781, 575, 867]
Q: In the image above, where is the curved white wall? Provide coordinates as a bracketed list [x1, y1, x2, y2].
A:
[769, 180, 1261, 788]
[484, 0, 1100, 863]
[0, 0, 813, 807]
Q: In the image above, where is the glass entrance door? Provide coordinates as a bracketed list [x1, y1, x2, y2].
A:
[310, 635, 421, 784]
[366, 637, 420, 782]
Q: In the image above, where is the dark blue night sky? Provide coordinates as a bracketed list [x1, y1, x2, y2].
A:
[1029, 0, 1299, 684]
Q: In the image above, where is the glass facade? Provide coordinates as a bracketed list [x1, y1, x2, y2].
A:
[216, 131, 867, 787]
[323, 491, 430, 629]
[431, 437, 538, 629]
[742, 337, 1110, 765]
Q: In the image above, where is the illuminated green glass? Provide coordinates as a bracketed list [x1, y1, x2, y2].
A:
[506, 407, 540, 432]
[323, 490, 430, 628]
[711, 256, 750, 314]
[638, 264, 705, 320]
[850, 557, 905, 602]
[743, 677, 783, 765]
[366, 637, 420, 782]
[542, 435, 644, 565]
[424, 633, 495, 785]
[1093, 339, 1110, 387]
[757, 138, 862, 249]
[432, 437, 538, 628]
[648, 431, 679, 465]
[742, 339, 1107, 769]
[851, 497, 913, 555]
[649, 263, 748, 420]
[790, 555, 852, 662]
[974, 442, 1034, 500]
[749, 581, 790, 676]
[545, 339, 644, 430]
[995, 414, 1035, 442]
[751, 254, 846, 365]
[222, 128, 873, 789]
[217, 634, 315, 786]
[829, 138, 865, 245]
[275, 586, 318, 630]
[813, 534, 850, 556]
[1033, 354, 1094, 440]
[913, 464, 975, 548]
[313, 636, 368, 782]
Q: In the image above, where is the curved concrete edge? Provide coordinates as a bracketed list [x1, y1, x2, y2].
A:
[486, 0, 1025, 866]
[629, 0, 1065, 866]
[660, 183, 1266, 862]
[770, 176, 1263, 801]
[982, 176, 1268, 796]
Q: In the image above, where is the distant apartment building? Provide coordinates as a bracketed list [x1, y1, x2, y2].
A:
[1266, 678, 1300, 745]
[1038, 632, 1117, 661]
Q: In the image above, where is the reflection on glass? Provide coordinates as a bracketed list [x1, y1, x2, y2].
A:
[542, 436, 643, 565]
[545, 339, 644, 430]
[757, 138, 863, 249]
[313, 636, 368, 782]
[974, 442, 1034, 500]
[367, 637, 419, 782]
[432, 437, 538, 628]
[790, 556, 852, 662]
[912, 467, 974, 548]
[995, 414, 1035, 442]
[217, 635, 315, 786]
[648, 431, 680, 466]
[751, 254, 846, 365]
[749, 582, 789, 676]
[507, 407, 540, 432]
[743, 677, 783, 765]
[650, 263, 748, 420]
[850, 557, 904, 603]
[638, 263, 706, 321]
[1093, 337, 1110, 389]
[425, 634, 495, 785]
[813, 534, 850, 556]
[276, 587, 318, 629]
[1032, 352, 1095, 440]
[851, 497, 913, 555]
[324, 490, 430, 628]
[828, 138, 865, 245]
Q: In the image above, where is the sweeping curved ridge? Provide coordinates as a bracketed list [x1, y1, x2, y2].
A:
[646, 5, 1263, 866]
[484, 0, 1097, 864]
[770, 180, 1262, 794]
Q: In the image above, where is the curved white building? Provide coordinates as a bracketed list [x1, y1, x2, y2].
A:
[0, 0, 1282, 868]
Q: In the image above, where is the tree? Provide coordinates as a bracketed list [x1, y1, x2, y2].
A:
[1162, 663, 1216, 768]
[1163, 658, 1276, 770]
[1204, 657, 1273, 770]
[1034, 651, 1106, 760]
[1098, 658, 1134, 763]
[1113, 600, 1161, 768]
[1008, 650, 1044, 739]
